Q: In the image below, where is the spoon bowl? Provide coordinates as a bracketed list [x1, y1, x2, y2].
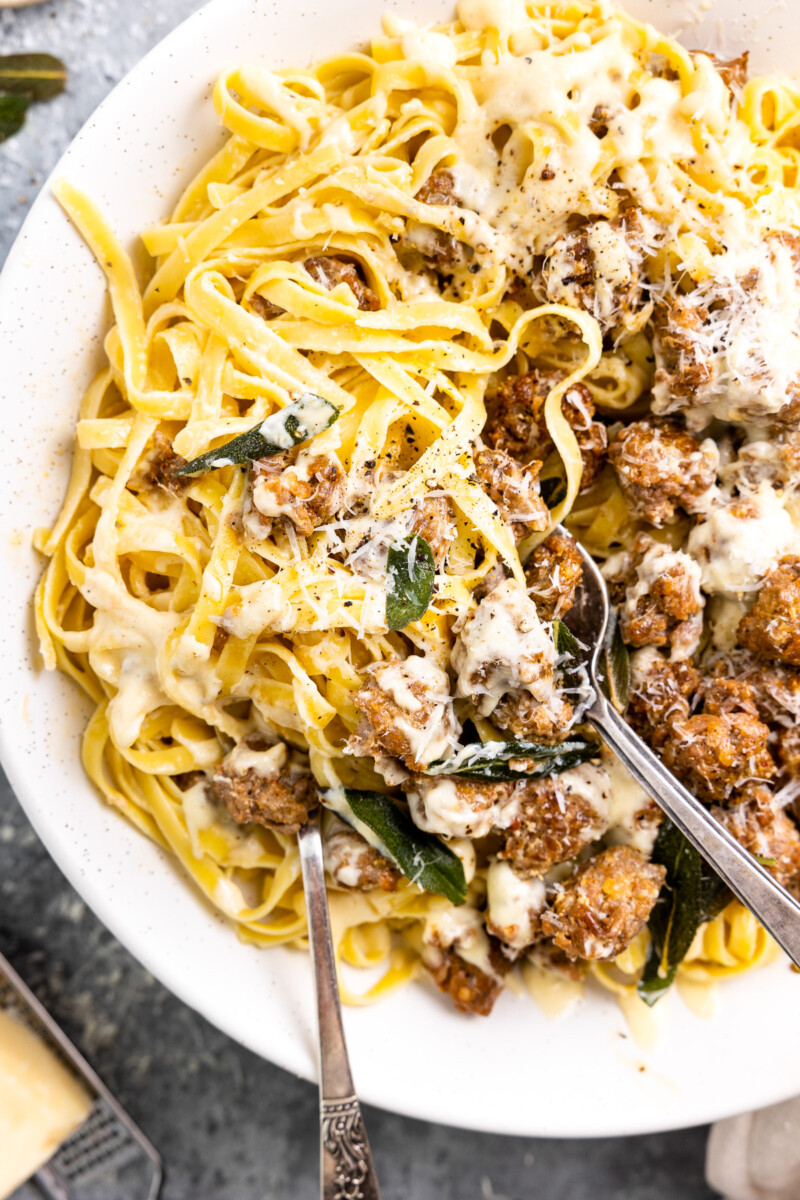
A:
[562, 528, 800, 970]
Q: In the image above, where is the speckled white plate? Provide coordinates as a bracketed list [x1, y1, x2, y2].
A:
[1, 0, 799, 1138]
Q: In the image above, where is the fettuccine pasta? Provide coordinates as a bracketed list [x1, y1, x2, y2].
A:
[36, 0, 800, 1023]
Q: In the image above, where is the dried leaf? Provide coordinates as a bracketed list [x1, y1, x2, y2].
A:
[0, 93, 30, 143]
[0, 54, 67, 101]
[600, 615, 630, 713]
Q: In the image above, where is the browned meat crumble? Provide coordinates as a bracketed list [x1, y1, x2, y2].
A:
[474, 448, 549, 541]
[412, 170, 463, 266]
[425, 940, 512, 1016]
[525, 529, 584, 621]
[713, 784, 800, 895]
[303, 255, 379, 311]
[652, 298, 716, 407]
[540, 846, 666, 961]
[604, 534, 703, 653]
[498, 774, 608, 878]
[541, 210, 652, 333]
[738, 556, 800, 666]
[608, 418, 717, 525]
[144, 432, 189, 495]
[210, 745, 316, 834]
[347, 658, 460, 771]
[249, 450, 345, 538]
[485, 369, 607, 490]
[323, 817, 401, 892]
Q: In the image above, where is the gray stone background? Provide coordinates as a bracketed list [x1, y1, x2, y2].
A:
[0, 2, 717, 1196]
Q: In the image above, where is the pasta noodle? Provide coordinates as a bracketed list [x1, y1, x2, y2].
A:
[35, 0, 800, 1022]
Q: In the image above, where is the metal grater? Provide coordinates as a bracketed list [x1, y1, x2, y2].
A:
[0, 950, 162, 1200]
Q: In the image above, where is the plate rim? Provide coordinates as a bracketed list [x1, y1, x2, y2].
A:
[2, 0, 800, 1139]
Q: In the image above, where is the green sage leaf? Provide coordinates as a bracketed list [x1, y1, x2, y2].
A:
[637, 818, 731, 1006]
[175, 393, 338, 476]
[425, 738, 597, 781]
[0, 93, 30, 143]
[385, 534, 435, 630]
[327, 787, 467, 905]
[553, 618, 581, 661]
[600, 615, 630, 713]
[552, 617, 590, 700]
[0, 54, 67, 101]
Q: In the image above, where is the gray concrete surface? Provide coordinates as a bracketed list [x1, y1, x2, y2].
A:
[0, 2, 717, 1196]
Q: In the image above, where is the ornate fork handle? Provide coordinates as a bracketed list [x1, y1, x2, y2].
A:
[321, 1096, 377, 1200]
[297, 811, 382, 1200]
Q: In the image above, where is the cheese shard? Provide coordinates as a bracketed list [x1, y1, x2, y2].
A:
[0, 1007, 92, 1198]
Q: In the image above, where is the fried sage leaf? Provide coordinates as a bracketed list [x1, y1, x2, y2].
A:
[325, 787, 467, 905]
[553, 618, 581, 661]
[175, 393, 338, 476]
[425, 738, 597, 781]
[599, 614, 630, 713]
[555, 610, 629, 711]
[0, 93, 30, 143]
[385, 534, 435, 630]
[637, 818, 731, 1006]
[0, 54, 67, 101]
[553, 617, 593, 704]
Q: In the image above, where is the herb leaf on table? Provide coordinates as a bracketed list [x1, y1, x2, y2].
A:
[0, 54, 67, 101]
[0, 54, 67, 144]
[0, 93, 30, 142]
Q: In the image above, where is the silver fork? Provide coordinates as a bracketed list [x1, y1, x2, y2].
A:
[566, 531, 800, 967]
[297, 808, 382, 1200]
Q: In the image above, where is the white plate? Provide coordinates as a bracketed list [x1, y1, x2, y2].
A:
[1, 0, 799, 1138]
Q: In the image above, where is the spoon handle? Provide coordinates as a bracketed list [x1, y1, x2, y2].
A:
[297, 811, 382, 1200]
[589, 695, 800, 968]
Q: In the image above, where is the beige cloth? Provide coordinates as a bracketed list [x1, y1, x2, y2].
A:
[707, 1098, 800, 1200]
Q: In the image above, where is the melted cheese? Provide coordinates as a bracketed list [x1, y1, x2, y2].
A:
[406, 775, 518, 839]
[181, 782, 267, 867]
[543, 218, 650, 330]
[486, 860, 546, 952]
[707, 595, 749, 652]
[452, 579, 556, 715]
[556, 761, 612, 832]
[601, 747, 660, 856]
[83, 574, 176, 749]
[442, 23, 752, 277]
[657, 239, 800, 426]
[422, 902, 497, 977]
[373, 657, 461, 766]
[687, 482, 796, 595]
[225, 741, 286, 778]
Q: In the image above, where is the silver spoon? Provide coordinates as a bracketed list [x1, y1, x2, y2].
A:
[564, 531, 800, 967]
[297, 807, 382, 1200]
